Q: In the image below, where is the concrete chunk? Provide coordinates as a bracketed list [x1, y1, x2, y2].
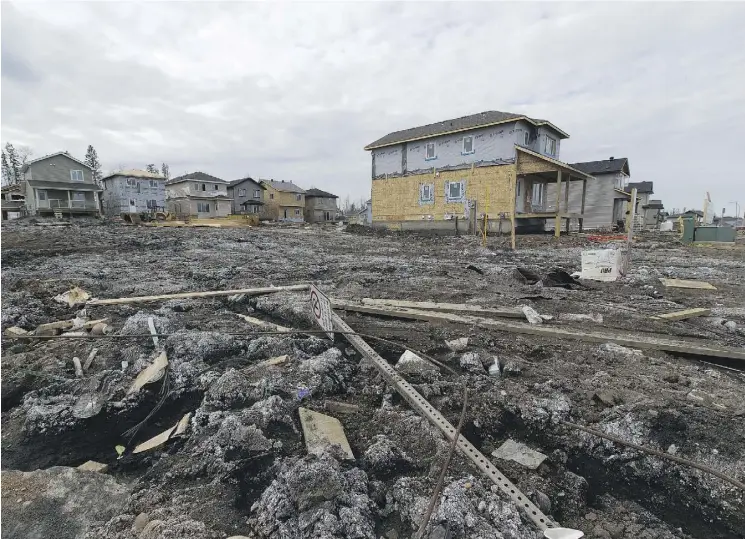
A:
[492, 439, 547, 469]
[77, 460, 108, 473]
[445, 337, 469, 352]
[298, 407, 354, 460]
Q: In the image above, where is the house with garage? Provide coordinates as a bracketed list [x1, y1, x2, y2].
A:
[165, 172, 230, 218]
[304, 188, 339, 223]
[227, 177, 265, 215]
[544, 157, 633, 231]
[101, 169, 166, 216]
[261, 179, 306, 222]
[20, 151, 102, 217]
[365, 110, 593, 240]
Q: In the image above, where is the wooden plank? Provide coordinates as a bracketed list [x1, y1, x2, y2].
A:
[87, 284, 310, 306]
[330, 300, 745, 361]
[659, 278, 717, 290]
[653, 308, 711, 321]
[554, 170, 562, 238]
[235, 313, 292, 332]
[359, 298, 524, 319]
[34, 318, 108, 335]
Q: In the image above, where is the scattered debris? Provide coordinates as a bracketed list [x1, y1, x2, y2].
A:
[502, 360, 522, 377]
[491, 439, 547, 469]
[360, 298, 524, 318]
[543, 528, 585, 539]
[132, 412, 191, 454]
[264, 354, 289, 366]
[521, 305, 543, 324]
[127, 351, 168, 394]
[53, 286, 91, 307]
[652, 307, 711, 321]
[83, 348, 98, 371]
[542, 269, 585, 289]
[87, 283, 310, 306]
[445, 337, 469, 352]
[147, 316, 159, 348]
[90, 322, 111, 335]
[560, 313, 604, 324]
[396, 349, 440, 379]
[580, 249, 628, 282]
[77, 461, 108, 473]
[236, 313, 292, 332]
[324, 400, 361, 415]
[72, 357, 83, 378]
[659, 278, 717, 290]
[488, 357, 501, 377]
[592, 391, 622, 407]
[4, 326, 28, 337]
[466, 264, 484, 274]
[298, 407, 354, 460]
[459, 352, 484, 373]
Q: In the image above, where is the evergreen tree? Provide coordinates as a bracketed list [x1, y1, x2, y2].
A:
[1, 151, 11, 186]
[146, 164, 158, 174]
[161, 163, 170, 180]
[84, 145, 102, 185]
[4, 143, 21, 184]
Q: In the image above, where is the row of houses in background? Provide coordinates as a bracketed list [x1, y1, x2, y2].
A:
[364, 110, 668, 234]
[0, 151, 342, 223]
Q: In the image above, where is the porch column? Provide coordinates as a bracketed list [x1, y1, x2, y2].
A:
[510, 171, 517, 250]
[554, 170, 562, 238]
[579, 178, 587, 232]
[67, 190, 71, 211]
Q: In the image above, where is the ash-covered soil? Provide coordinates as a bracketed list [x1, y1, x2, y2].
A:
[1, 220, 744, 539]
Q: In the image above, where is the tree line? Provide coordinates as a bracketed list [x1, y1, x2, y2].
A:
[1, 142, 171, 186]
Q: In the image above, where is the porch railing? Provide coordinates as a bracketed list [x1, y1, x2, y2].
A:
[39, 199, 98, 210]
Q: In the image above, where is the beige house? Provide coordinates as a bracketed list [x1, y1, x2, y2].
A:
[261, 180, 306, 222]
[304, 188, 339, 223]
[165, 172, 230, 218]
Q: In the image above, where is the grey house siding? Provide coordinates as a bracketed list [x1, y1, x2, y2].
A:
[25, 154, 93, 184]
[102, 176, 166, 215]
[304, 196, 338, 222]
[544, 172, 627, 230]
[371, 120, 563, 179]
[228, 179, 263, 214]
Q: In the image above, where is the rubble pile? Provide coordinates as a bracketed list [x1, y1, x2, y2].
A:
[2, 222, 744, 539]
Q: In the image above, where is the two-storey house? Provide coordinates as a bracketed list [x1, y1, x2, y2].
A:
[365, 110, 593, 240]
[261, 180, 306, 222]
[101, 169, 166, 216]
[165, 172, 230, 218]
[227, 177, 265, 215]
[304, 188, 339, 223]
[20, 151, 102, 217]
[544, 157, 633, 231]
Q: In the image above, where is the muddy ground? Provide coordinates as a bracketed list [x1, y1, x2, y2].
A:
[1, 220, 744, 539]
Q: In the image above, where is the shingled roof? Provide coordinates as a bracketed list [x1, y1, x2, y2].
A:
[627, 181, 653, 194]
[365, 110, 569, 150]
[570, 157, 630, 177]
[167, 171, 227, 185]
[261, 180, 306, 194]
[305, 188, 338, 199]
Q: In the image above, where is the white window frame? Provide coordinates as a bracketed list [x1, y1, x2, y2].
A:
[70, 170, 84, 182]
[425, 142, 436, 161]
[462, 136, 474, 155]
[294, 208, 301, 216]
[38, 190, 48, 201]
[239, 188, 246, 197]
[150, 180, 158, 187]
[295, 193, 302, 201]
[254, 189, 261, 199]
[419, 183, 434, 205]
[197, 202, 210, 213]
[532, 183, 545, 206]
[444, 179, 467, 203]
[126, 177, 137, 187]
[524, 131, 530, 146]
[544, 136, 556, 156]
[213, 184, 219, 190]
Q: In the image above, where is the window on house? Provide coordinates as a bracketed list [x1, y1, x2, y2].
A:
[524, 131, 530, 146]
[270, 193, 274, 200]
[445, 180, 466, 202]
[129, 199, 136, 206]
[425, 142, 436, 160]
[150, 180, 158, 187]
[126, 178, 137, 186]
[194, 182, 199, 190]
[252, 205, 260, 214]
[295, 194, 302, 201]
[214, 184, 219, 190]
[462, 136, 474, 154]
[38, 191, 47, 201]
[544, 136, 556, 156]
[70, 170, 84, 182]
[419, 183, 434, 204]
[516, 180, 521, 196]
[238, 188, 246, 197]
[295, 208, 301, 216]
[532, 183, 545, 206]
[254, 189, 261, 198]
[197, 202, 210, 212]
[201, 183, 206, 191]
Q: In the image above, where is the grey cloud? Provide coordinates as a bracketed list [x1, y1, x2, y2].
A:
[1, 1, 744, 210]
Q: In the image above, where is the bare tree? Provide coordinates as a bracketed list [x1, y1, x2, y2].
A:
[146, 164, 158, 174]
[161, 163, 170, 180]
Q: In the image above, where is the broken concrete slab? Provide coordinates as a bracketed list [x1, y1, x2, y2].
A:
[445, 337, 469, 352]
[298, 407, 354, 460]
[77, 460, 108, 473]
[395, 349, 439, 379]
[492, 439, 547, 469]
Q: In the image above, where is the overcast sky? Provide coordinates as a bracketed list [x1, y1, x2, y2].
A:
[2, 1, 744, 213]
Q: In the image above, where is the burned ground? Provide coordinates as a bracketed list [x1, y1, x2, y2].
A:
[1, 220, 744, 539]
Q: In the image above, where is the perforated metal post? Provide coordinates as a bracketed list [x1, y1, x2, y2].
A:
[332, 312, 554, 531]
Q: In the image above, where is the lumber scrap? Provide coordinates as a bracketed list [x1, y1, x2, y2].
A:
[359, 298, 524, 319]
[87, 284, 309, 306]
[34, 318, 108, 335]
[330, 299, 745, 361]
[659, 278, 717, 290]
[330, 311, 554, 530]
[653, 308, 711, 321]
[235, 313, 292, 332]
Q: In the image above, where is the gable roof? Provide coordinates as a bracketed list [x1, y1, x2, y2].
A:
[261, 179, 306, 193]
[305, 188, 338, 198]
[571, 157, 630, 176]
[22, 151, 91, 172]
[102, 169, 164, 182]
[627, 181, 653, 194]
[167, 171, 227, 185]
[227, 177, 265, 189]
[365, 110, 570, 150]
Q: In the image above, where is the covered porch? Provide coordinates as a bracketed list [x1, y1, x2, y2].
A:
[513, 147, 593, 240]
